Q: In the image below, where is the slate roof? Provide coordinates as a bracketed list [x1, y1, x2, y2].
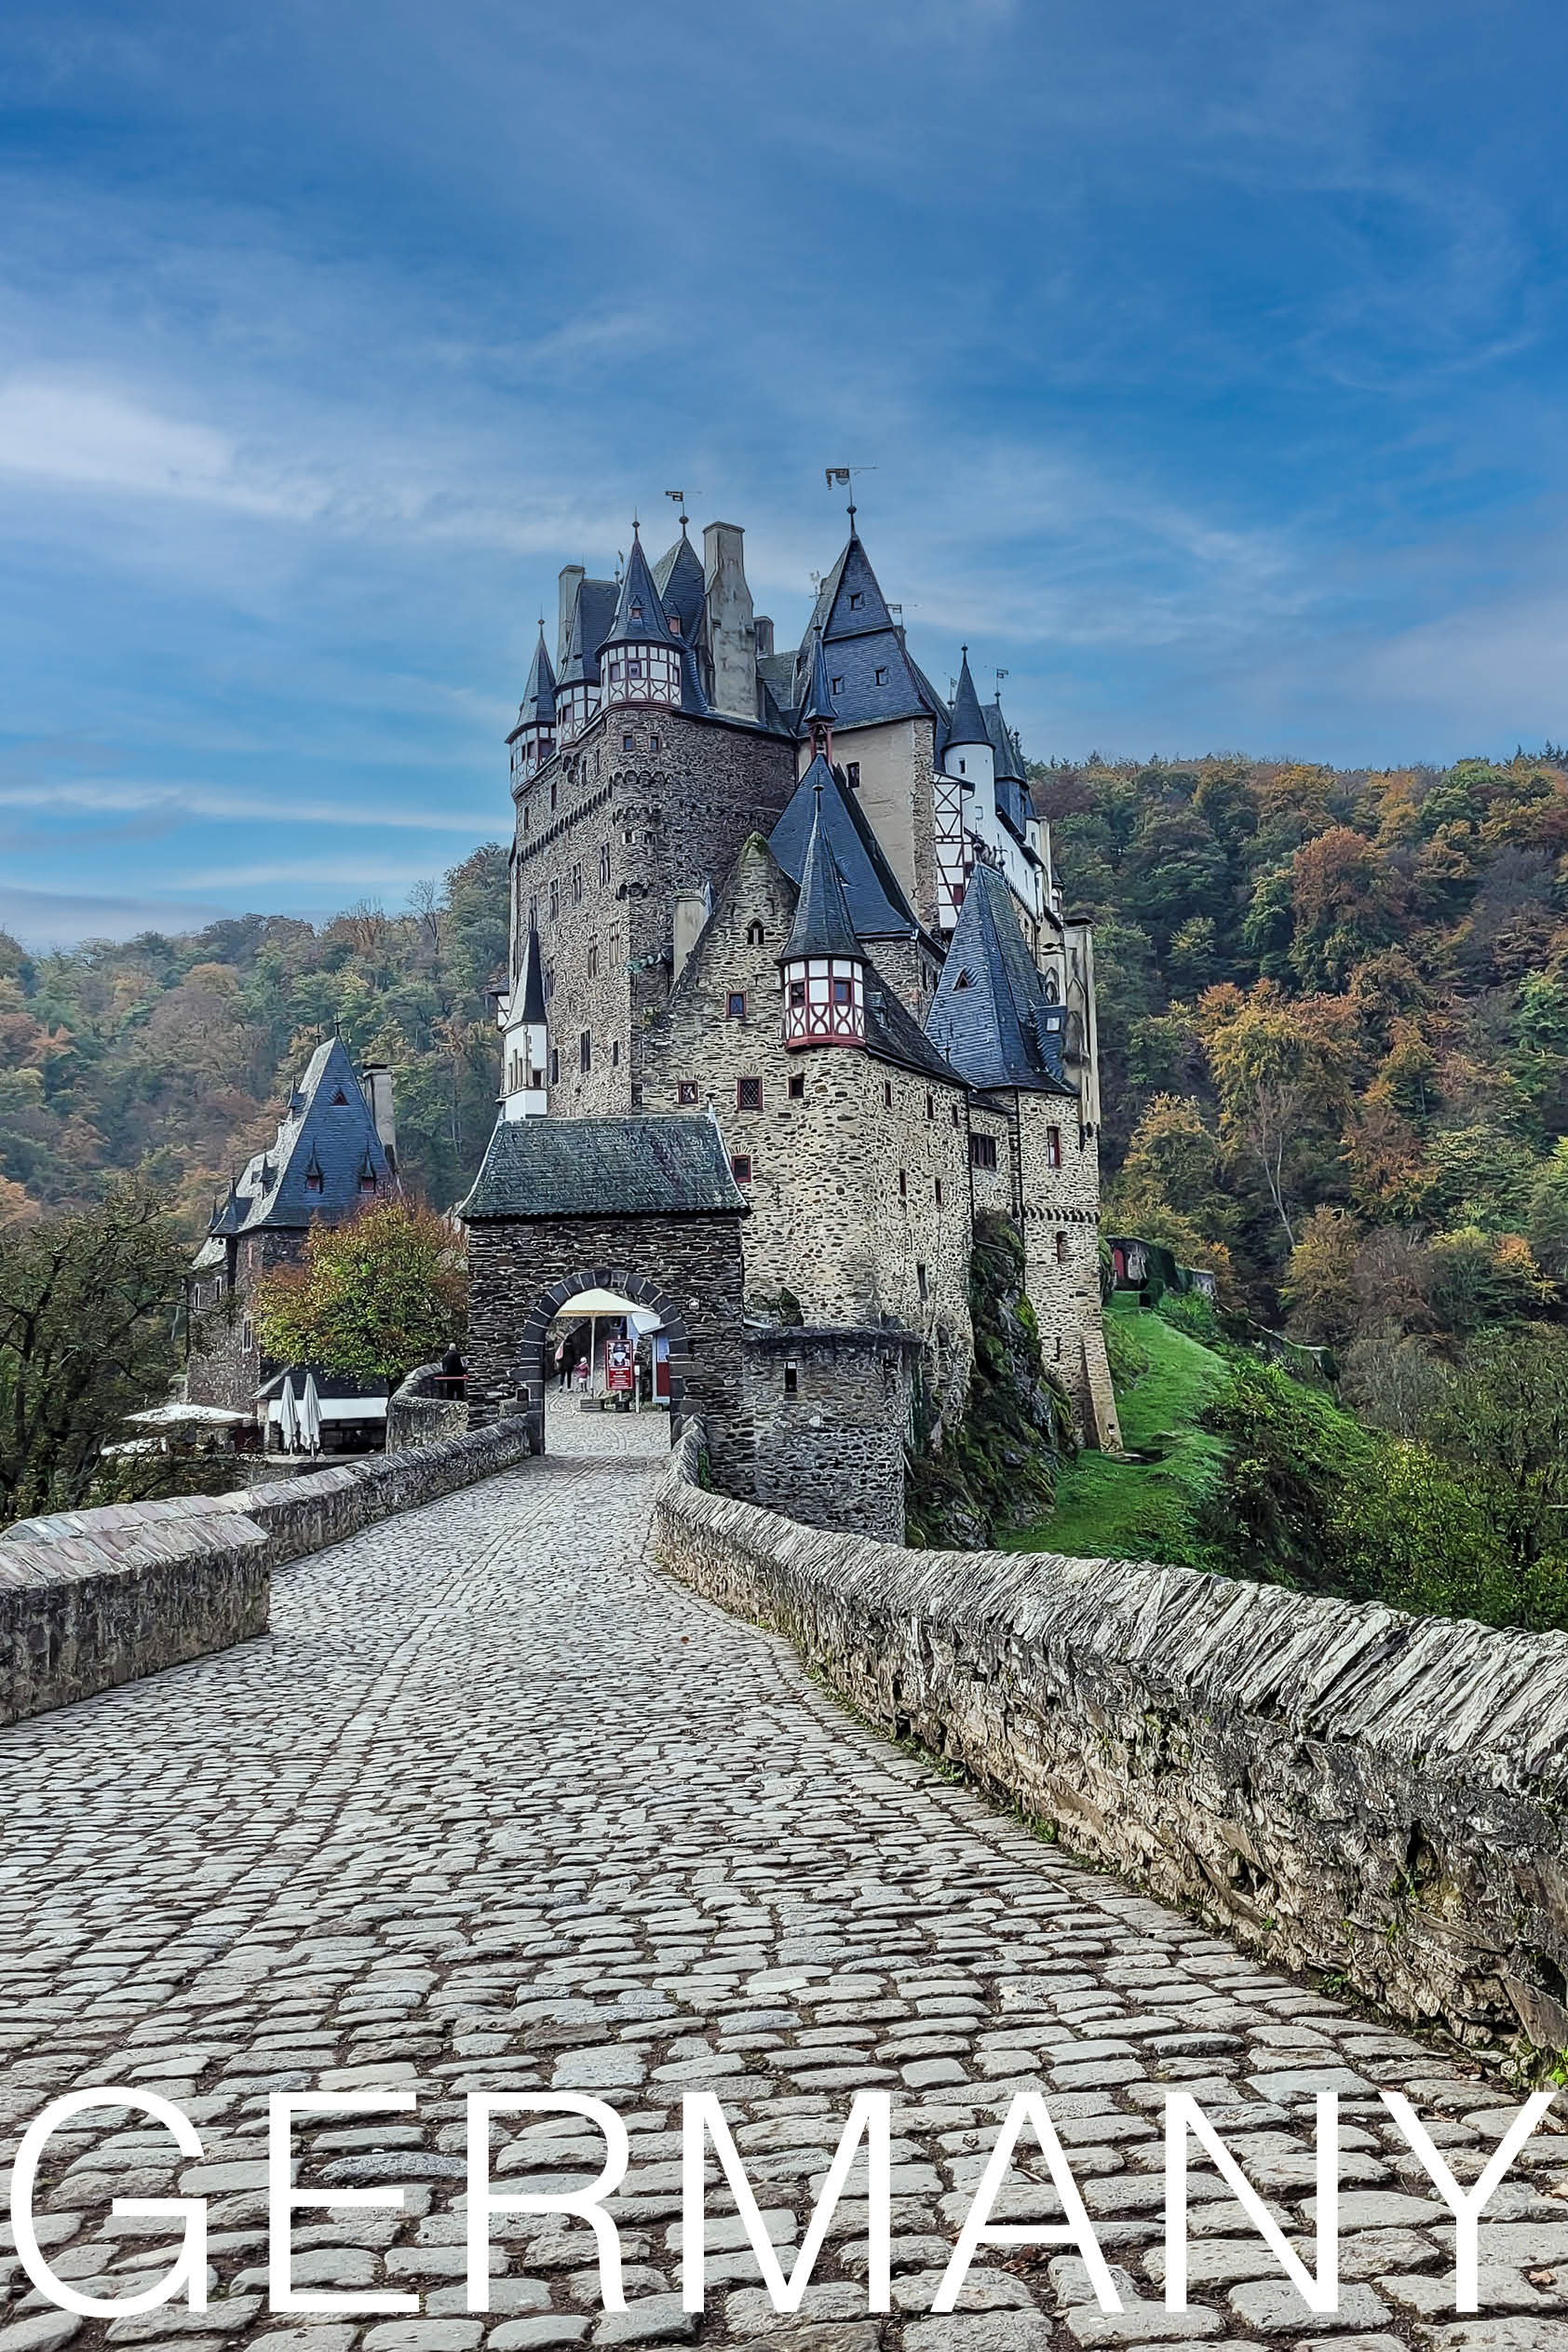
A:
[802, 629, 837, 727]
[985, 698, 1026, 783]
[781, 783, 862, 962]
[864, 966, 966, 1087]
[790, 531, 948, 734]
[605, 528, 670, 645]
[652, 531, 706, 643]
[948, 649, 989, 748]
[518, 628, 556, 729]
[461, 1114, 750, 1221]
[196, 1039, 395, 1259]
[924, 864, 1075, 1096]
[558, 576, 619, 687]
[516, 926, 546, 1025]
[770, 754, 925, 943]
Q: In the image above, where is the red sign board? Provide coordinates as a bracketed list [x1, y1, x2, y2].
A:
[605, 1338, 635, 1394]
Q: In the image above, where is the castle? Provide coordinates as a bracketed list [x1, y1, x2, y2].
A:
[462, 506, 1120, 1536]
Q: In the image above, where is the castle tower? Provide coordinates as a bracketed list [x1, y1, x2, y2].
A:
[507, 624, 557, 787]
[600, 524, 682, 711]
[499, 926, 548, 1120]
[779, 762, 867, 1050]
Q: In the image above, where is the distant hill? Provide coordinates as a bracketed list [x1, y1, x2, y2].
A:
[0, 845, 507, 1231]
[1034, 749, 1568, 1365]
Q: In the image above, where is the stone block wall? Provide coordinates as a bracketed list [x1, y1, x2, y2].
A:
[187, 1227, 300, 1413]
[386, 1361, 468, 1450]
[739, 1327, 916, 1542]
[0, 1419, 534, 1727]
[654, 1422, 1568, 2058]
[1018, 1103, 1109, 1443]
[513, 707, 794, 1116]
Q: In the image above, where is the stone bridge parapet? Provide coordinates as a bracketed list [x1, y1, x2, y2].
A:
[653, 1417, 1568, 2061]
[0, 1418, 534, 1727]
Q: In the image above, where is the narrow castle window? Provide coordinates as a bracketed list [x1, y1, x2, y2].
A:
[1055, 1232, 1069, 1263]
[969, 1132, 997, 1169]
[550, 779, 559, 810]
[549, 879, 559, 919]
[678, 1080, 698, 1104]
[580, 1031, 591, 1074]
[242, 1319, 252, 1352]
[737, 1076, 763, 1110]
[916, 1263, 928, 1300]
[926, 1092, 935, 1120]
[649, 732, 660, 752]
[600, 844, 611, 884]
[846, 762, 859, 789]
[951, 1103, 961, 1128]
[884, 1080, 894, 1108]
[612, 1040, 620, 1067]
[899, 1169, 907, 1199]
[788, 1073, 805, 1101]
[935, 1179, 944, 1207]
[1047, 1125, 1062, 1168]
[572, 864, 583, 904]
[784, 1362, 798, 1395]
[623, 731, 634, 751]
[529, 894, 539, 930]
[587, 941, 599, 978]
[731, 1154, 752, 1185]
[790, 978, 806, 1007]
[747, 920, 765, 946]
[545, 964, 555, 999]
[727, 992, 747, 1020]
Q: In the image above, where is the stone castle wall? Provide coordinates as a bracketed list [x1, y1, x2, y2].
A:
[641, 837, 974, 1424]
[514, 709, 794, 1116]
[186, 1227, 301, 1413]
[1019, 1102, 1106, 1441]
[654, 1419, 1568, 2059]
[740, 1327, 916, 1543]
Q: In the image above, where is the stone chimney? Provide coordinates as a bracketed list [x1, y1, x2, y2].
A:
[359, 1061, 399, 1177]
[755, 615, 775, 659]
[702, 522, 757, 723]
[556, 563, 585, 670]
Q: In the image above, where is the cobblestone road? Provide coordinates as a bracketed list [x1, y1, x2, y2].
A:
[0, 1413, 1563, 2352]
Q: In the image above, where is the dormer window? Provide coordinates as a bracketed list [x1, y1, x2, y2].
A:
[669, 615, 682, 634]
[831, 676, 845, 696]
[629, 600, 643, 622]
[849, 591, 863, 610]
[304, 1156, 324, 1195]
[358, 1162, 377, 1192]
[874, 667, 888, 685]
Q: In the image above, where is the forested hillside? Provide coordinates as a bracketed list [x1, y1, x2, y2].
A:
[1039, 750, 1568, 1393]
[0, 845, 507, 1231]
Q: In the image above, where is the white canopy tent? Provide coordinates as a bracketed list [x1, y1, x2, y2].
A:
[551, 1287, 661, 1401]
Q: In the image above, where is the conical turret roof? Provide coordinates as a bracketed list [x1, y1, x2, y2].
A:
[782, 775, 863, 964]
[605, 526, 670, 645]
[520, 627, 556, 727]
[948, 647, 988, 748]
[517, 925, 546, 1025]
[802, 629, 837, 727]
[652, 529, 706, 642]
[924, 864, 1075, 1095]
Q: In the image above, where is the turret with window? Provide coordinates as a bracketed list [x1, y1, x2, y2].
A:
[600, 523, 682, 711]
[507, 623, 557, 784]
[779, 761, 866, 1050]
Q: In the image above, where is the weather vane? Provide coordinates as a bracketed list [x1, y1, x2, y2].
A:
[824, 465, 877, 520]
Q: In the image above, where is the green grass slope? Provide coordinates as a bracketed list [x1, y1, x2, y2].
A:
[1004, 1295, 1227, 1564]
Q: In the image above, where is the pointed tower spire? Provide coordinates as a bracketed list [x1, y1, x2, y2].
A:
[948, 645, 988, 748]
[801, 627, 837, 762]
[601, 520, 682, 710]
[780, 772, 867, 1051]
[521, 622, 556, 725]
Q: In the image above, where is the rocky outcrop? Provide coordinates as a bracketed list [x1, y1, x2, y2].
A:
[655, 1418, 1568, 2062]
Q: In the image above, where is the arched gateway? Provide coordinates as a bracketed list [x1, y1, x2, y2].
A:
[459, 1114, 749, 1474]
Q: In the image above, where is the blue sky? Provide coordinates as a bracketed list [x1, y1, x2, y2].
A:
[5, 0, 1568, 946]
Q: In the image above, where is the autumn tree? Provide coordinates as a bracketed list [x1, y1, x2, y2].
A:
[0, 1182, 189, 1525]
[1196, 982, 1355, 1250]
[253, 1197, 467, 1384]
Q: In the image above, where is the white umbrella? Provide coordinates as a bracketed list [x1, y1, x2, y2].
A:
[302, 1372, 323, 1456]
[278, 1377, 299, 1453]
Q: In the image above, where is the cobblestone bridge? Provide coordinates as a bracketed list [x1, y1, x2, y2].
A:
[0, 1414, 1563, 2352]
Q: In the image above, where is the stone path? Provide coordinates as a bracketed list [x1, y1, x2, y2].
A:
[0, 1418, 1563, 2352]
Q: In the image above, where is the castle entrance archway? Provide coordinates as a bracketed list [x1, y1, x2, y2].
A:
[458, 1114, 749, 1471]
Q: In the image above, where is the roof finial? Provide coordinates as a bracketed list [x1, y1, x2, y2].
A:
[631, 512, 640, 535]
[665, 488, 689, 533]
